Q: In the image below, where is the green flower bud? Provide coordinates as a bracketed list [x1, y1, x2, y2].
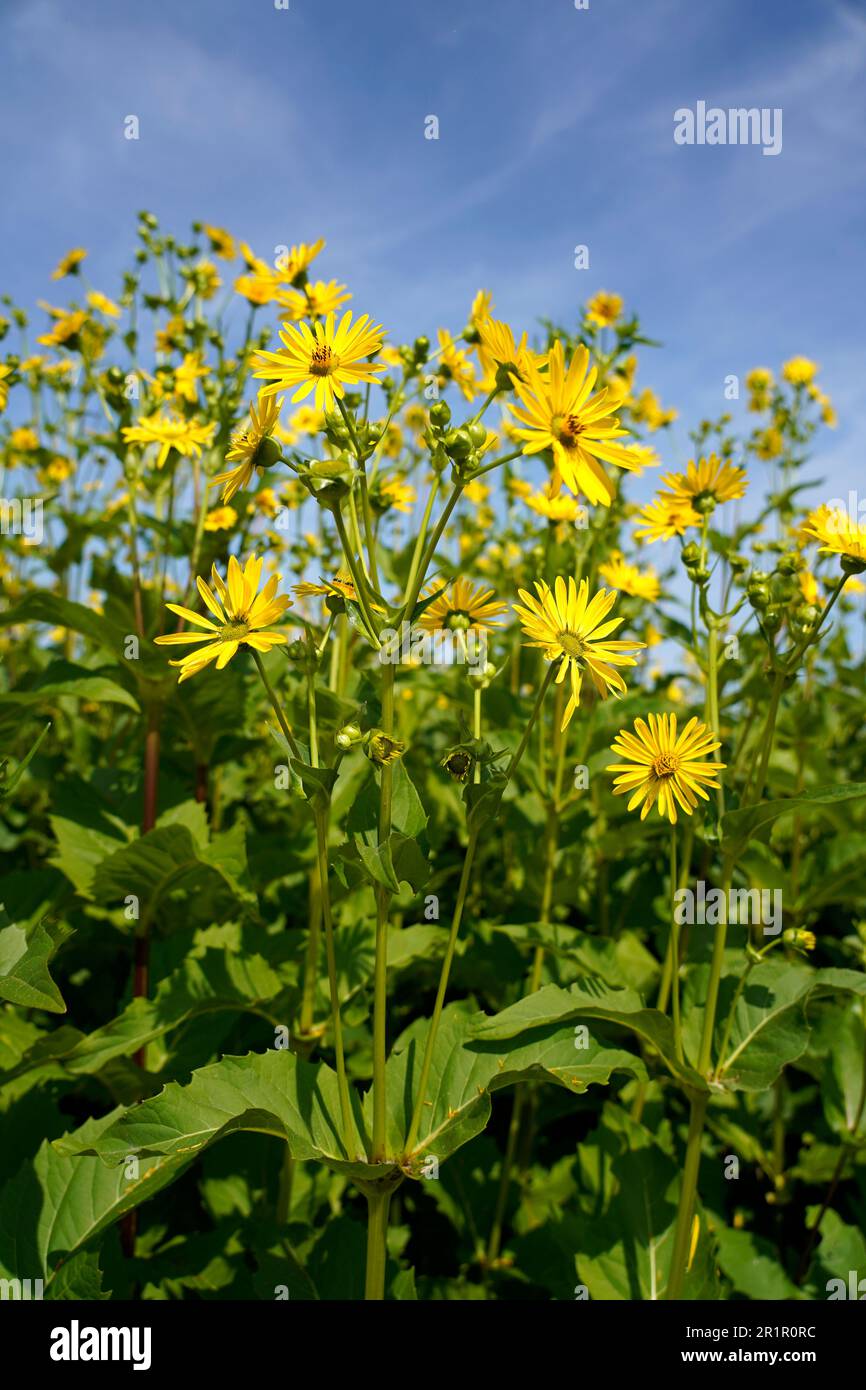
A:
[689, 566, 711, 585]
[413, 336, 430, 362]
[681, 542, 701, 568]
[441, 748, 474, 782]
[444, 427, 473, 460]
[729, 553, 749, 573]
[748, 582, 770, 609]
[429, 401, 451, 430]
[776, 552, 800, 575]
[335, 722, 363, 750]
[253, 435, 282, 469]
[466, 421, 487, 449]
[763, 606, 783, 633]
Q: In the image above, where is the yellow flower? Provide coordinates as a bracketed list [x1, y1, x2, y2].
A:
[436, 329, 478, 401]
[373, 475, 415, 514]
[508, 477, 533, 500]
[782, 356, 818, 386]
[622, 442, 660, 472]
[644, 620, 662, 648]
[419, 578, 506, 633]
[607, 713, 724, 824]
[213, 395, 282, 502]
[463, 479, 490, 505]
[155, 315, 187, 354]
[802, 505, 866, 573]
[808, 385, 837, 427]
[754, 427, 783, 460]
[203, 505, 237, 531]
[87, 290, 121, 319]
[51, 247, 87, 279]
[470, 289, 494, 326]
[0, 363, 11, 412]
[278, 239, 326, 283]
[293, 571, 385, 611]
[509, 341, 641, 506]
[122, 411, 216, 467]
[477, 316, 530, 382]
[659, 454, 748, 510]
[37, 310, 87, 348]
[8, 427, 39, 452]
[633, 496, 700, 544]
[253, 310, 386, 409]
[155, 554, 290, 683]
[513, 577, 644, 730]
[376, 420, 404, 458]
[42, 455, 74, 483]
[235, 270, 278, 305]
[174, 352, 210, 404]
[799, 571, 821, 606]
[525, 483, 580, 522]
[289, 405, 325, 435]
[202, 224, 236, 260]
[275, 280, 351, 321]
[192, 259, 222, 300]
[598, 551, 660, 601]
[746, 367, 774, 410]
[586, 290, 623, 328]
[630, 387, 678, 432]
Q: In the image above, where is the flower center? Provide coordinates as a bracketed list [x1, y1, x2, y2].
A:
[557, 630, 585, 658]
[218, 621, 251, 641]
[554, 413, 585, 447]
[652, 752, 679, 779]
[309, 344, 337, 376]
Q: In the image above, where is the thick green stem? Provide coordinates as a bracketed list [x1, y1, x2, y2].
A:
[364, 1189, 392, 1300]
[251, 650, 302, 760]
[372, 663, 396, 1161]
[666, 1092, 709, 1300]
[314, 809, 355, 1155]
[669, 826, 682, 1063]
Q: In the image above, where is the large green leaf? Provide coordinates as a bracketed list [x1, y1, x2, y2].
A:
[0, 908, 71, 1013]
[0, 660, 139, 712]
[720, 782, 866, 851]
[386, 1000, 648, 1164]
[470, 982, 706, 1092]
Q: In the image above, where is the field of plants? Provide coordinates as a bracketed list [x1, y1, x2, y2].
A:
[1, 218, 864, 1303]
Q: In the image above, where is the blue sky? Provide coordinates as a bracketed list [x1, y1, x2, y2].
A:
[2, 0, 865, 500]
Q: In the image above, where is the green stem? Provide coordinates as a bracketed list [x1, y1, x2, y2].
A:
[670, 825, 682, 1063]
[251, 650, 302, 760]
[405, 828, 480, 1155]
[314, 808, 355, 1155]
[372, 663, 396, 1161]
[665, 1092, 709, 1300]
[364, 1189, 392, 1300]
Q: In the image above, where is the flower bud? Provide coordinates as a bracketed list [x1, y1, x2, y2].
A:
[763, 605, 783, 633]
[748, 582, 770, 609]
[466, 421, 487, 449]
[782, 927, 816, 952]
[335, 722, 363, 750]
[441, 748, 474, 782]
[413, 336, 430, 362]
[363, 729, 406, 765]
[253, 435, 282, 469]
[681, 542, 701, 568]
[444, 427, 473, 460]
[429, 401, 451, 430]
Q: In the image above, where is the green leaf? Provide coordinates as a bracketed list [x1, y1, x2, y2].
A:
[470, 982, 706, 1092]
[386, 1001, 647, 1164]
[720, 782, 866, 851]
[61, 1049, 380, 1182]
[0, 908, 71, 1012]
[715, 1226, 804, 1299]
[0, 660, 139, 713]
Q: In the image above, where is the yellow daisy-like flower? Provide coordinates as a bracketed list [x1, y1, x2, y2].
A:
[292, 570, 386, 611]
[598, 551, 660, 601]
[607, 713, 724, 824]
[43, 455, 75, 483]
[754, 427, 783, 461]
[798, 570, 821, 607]
[436, 329, 478, 402]
[633, 496, 700, 544]
[659, 454, 748, 510]
[8, 427, 39, 452]
[234, 271, 278, 306]
[87, 290, 121, 319]
[203, 505, 238, 531]
[37, 310, 87, 348]
[372, 475, 415, 514]
[121, 411, 216, 468]
[524, 482, 580, 522]
[801, 505, 866, 573]
[213, 396, 282, 503]
[51, 247, 87, 280]
[630, 386, 678, 432]
[275, 280, 351, 321]
[477, 316, 530, 382]
[746, 367, 774, 394]
[277, 239, 326, 283]
[192, 259, 222, 300]
[513, 577, 644, 730]
[0, 363, 12, 412]
[419, 578, 506, 633]
[585, 291, 623, 328]
[253, 310, 385, 409]
[290, 405, 325, 435]
[469, 289, 494, 327]
[782, 356, 818, 386]
[509, 341, 642, 506]
[174, 351, 210, 404]
[202, 224, 236, 260]
[154, 554, 290, 683]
